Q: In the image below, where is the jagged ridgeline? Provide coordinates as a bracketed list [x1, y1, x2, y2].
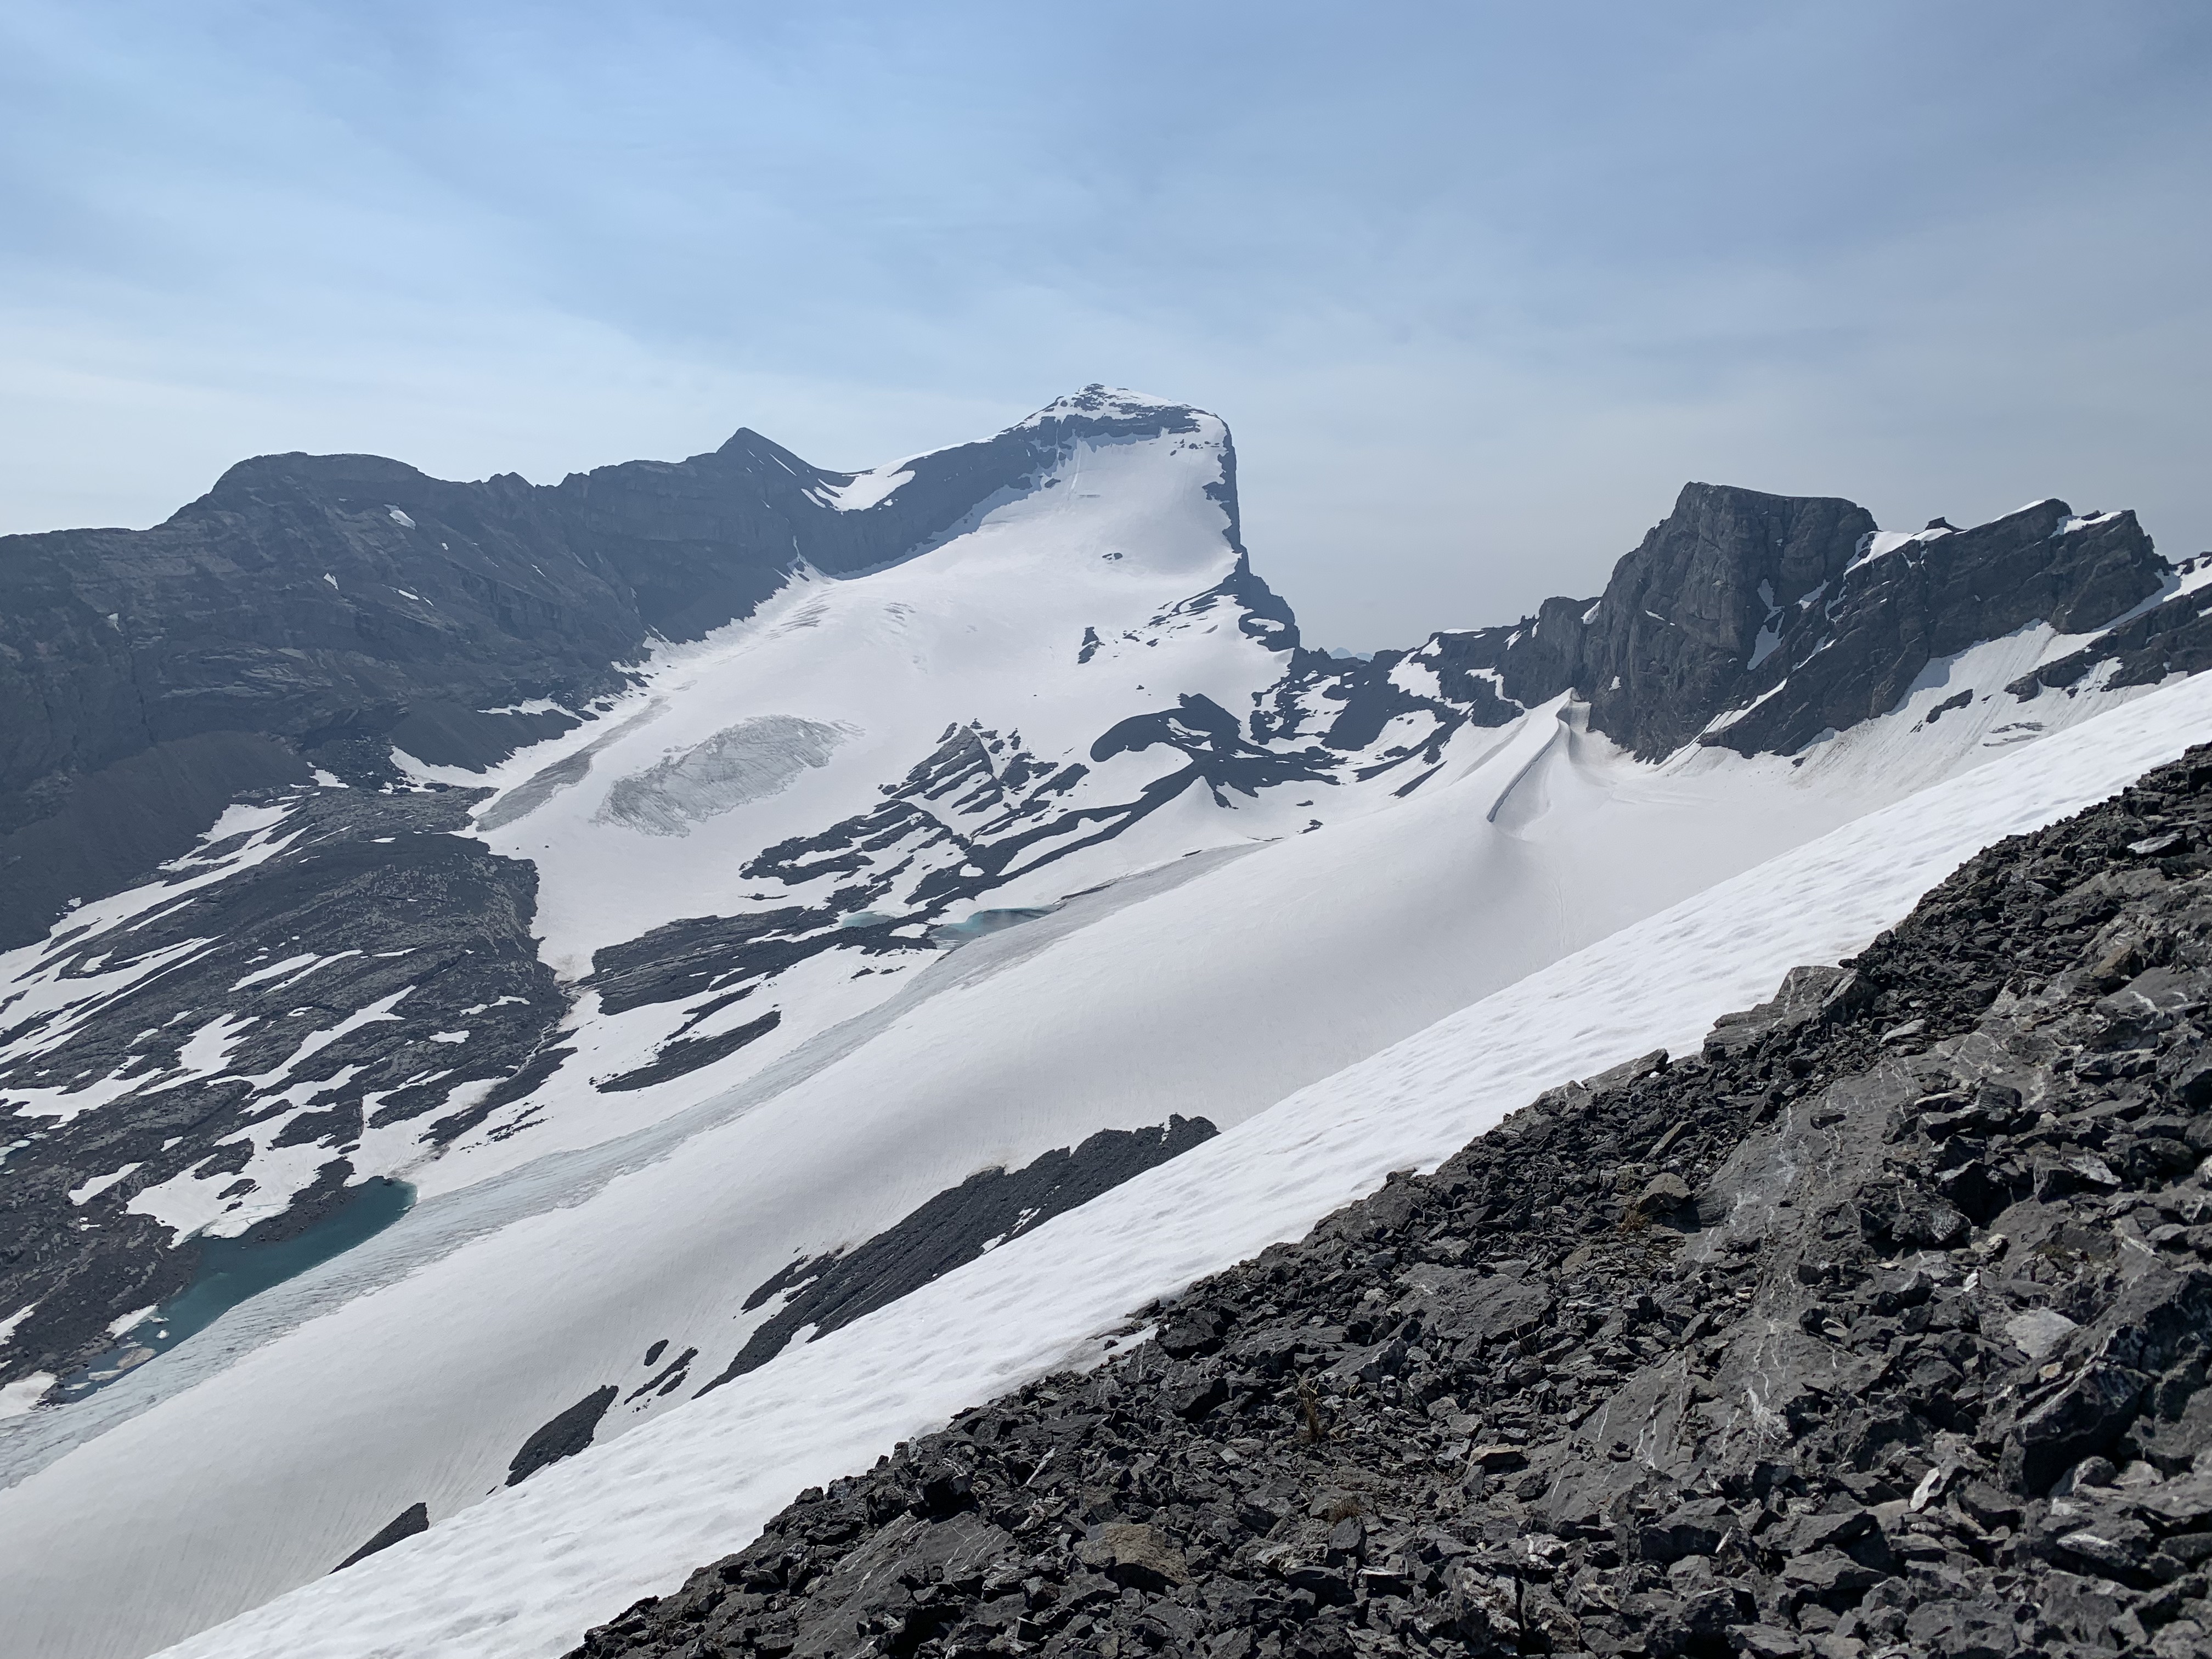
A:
[574, 746, 2212, 1659]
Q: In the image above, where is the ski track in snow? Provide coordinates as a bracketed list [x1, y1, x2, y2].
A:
[149, 670, 2212, 1659]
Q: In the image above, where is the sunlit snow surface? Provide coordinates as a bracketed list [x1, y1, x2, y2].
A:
[130, 669, 2212, 1659]
[0, 402, 2199, 1659]
[466, 418, 1265, 974]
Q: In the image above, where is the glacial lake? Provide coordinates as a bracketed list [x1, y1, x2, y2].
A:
[54, 1177, 415, 1400]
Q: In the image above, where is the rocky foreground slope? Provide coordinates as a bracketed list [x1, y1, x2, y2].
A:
[569, 743, 2212, 1659]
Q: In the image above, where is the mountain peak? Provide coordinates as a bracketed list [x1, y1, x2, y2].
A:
[202, 450, 437, 503]
[1013, 384, 1211, 432]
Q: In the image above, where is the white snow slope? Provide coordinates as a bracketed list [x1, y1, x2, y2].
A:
[0, 392, 2198, 1657]
[150, 657, 2212, 1659]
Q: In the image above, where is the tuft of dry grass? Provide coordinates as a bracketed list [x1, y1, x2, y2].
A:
[1294, 1374, 1331, 1444]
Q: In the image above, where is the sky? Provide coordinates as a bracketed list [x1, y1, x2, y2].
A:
[2, 2, 2207, 648]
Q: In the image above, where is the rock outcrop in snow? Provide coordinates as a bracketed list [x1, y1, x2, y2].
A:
[0, 789, 565, 1389]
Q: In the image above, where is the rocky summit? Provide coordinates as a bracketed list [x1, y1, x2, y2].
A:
[572, 746, 2212, 1659]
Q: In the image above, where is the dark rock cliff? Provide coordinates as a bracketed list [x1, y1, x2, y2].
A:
[1699, 501, 2167, 759]
[1297, 488, 2172, 769]
[1578, 484, 1877, 758]
[569, 746, 2212, 1659]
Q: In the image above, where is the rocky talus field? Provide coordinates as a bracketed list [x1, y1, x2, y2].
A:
[568, 744, 2212, 1659]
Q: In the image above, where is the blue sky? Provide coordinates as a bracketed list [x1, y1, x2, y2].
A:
[4, 1, 2207, 645]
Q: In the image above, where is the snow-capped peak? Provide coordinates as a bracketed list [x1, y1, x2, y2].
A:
[1013, 383, 1207, 430]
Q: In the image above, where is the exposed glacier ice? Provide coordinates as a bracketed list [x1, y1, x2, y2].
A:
[595, 716, 857, 837]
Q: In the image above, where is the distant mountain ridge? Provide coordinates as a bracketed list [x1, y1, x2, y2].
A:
[8, 386, 2202, 951]
[1304, 487, 2190, 766]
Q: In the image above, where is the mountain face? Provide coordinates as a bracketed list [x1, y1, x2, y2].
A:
[0, 387, 1217, 947]
[1, 388, 2208, 1659]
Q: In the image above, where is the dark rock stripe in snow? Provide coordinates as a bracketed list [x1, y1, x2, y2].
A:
[509, 1386, 620, 1487]
[571, 745, 2212, 1659]
[597, 1012, 783, 1093]
[699, 1117, 1220, 1395]
[332, 1502, 429, 1573]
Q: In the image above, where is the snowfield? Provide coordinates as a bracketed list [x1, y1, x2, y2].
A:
[140, 665, 2212, 1659]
